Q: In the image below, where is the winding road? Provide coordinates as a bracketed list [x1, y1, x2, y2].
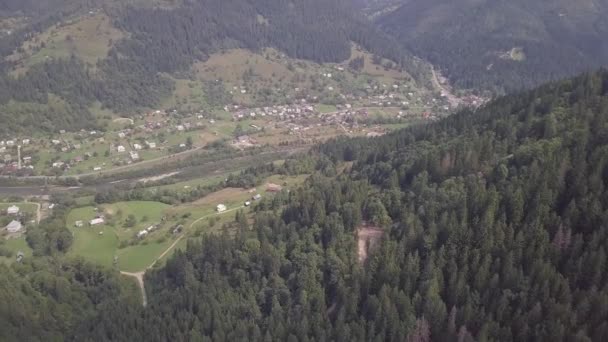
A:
[120, 205, 244, 307]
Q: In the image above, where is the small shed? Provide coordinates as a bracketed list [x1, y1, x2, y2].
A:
[7, 205, 20, 215]
[90, 218, 105, 226]
[5, 220, 23, 233]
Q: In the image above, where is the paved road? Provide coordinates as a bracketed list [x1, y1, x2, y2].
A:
[0, 145, 210, 181]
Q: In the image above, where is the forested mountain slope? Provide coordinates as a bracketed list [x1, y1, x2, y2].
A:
[375, 0, 608, 93]
[60, 70, 608, 340]
[0, 0, 423, 136]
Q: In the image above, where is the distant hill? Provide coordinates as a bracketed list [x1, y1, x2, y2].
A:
[0, 0, 426, 137]
[374, 0, 608, 93]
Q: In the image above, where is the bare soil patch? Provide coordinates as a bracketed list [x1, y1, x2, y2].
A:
[357, 224, 384, 263]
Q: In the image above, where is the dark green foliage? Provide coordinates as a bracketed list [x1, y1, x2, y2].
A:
[375, 0, 608, 93]
[0, 258, 137, 342]
[72, 70, 608, 340]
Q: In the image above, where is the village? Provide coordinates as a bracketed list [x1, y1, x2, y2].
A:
[0, 80, 473, 178]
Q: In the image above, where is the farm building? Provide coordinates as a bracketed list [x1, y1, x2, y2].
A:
[266, 183, 283, 192]
[216, 204, 227, 213]
[6, 205, 20, 215]
[89, 218, 105, 226]
[74, 220, 84, 227]
[5, 220, 23, 233]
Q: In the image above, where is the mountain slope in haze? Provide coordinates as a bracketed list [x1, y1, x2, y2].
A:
[60, 70, 608, 341]
[0, 0, 425, 137]
[375, 0, 608, 93]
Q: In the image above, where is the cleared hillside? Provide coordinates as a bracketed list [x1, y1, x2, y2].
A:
[0, 0, 428, 137]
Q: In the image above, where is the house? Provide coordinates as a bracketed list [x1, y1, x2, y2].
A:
[22, 139, 30, 145]
[137, 230, 148, 239]
[129, 151, 140, 161]
[146, 225, 156, 232]
[176, 125, 185, 132]
[51, 139, 61, 145]
[90, 218, 105, 226]
[5, 220, 23, 233]
[216, 204, 227, 213]
[6, 140, 15, 146]
[253, 194, 262, 201]
[266, 183, 283, 192]
[244, 201, 251, 207]
[146, 141, 157, 149]
[7, 205, 20, 215]
[133, 143, 143, 150]
[118, 132, 126, 138]
[93, 166, 102, 171]
[117, 145, 126, 153]
[75, 220, 84, 227]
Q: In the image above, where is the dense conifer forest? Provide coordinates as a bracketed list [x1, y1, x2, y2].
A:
[3, 69, 608, 341]
[374, 0, 608, 93]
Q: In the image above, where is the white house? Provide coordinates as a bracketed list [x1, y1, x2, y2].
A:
[5, 220, 23, 233]
[137, 230, 148, 239]
[117, 145, 126, 153]
[146, 141, 157, 149]
[90, 218, 105, 226]
[22, 139, 30, 145]
[216, 204, 227, 213]
[129, 151, 140, 161]
[75, 220, 84, 227]
[7, 205, 20, 215]
[6, 140, 15, 146]
[133, 143, 143, 150]
[253, 194, 262, 201]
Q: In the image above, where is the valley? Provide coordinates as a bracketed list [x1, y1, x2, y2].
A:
[2, 1, 608, 341]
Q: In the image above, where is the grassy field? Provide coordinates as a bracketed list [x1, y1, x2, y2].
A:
[66, 201, 171, 270]
[0, 202, 38, 216]
[0, 237, 32, 265]
[8, 13, 124, 74]
[64, 171, 310, 271]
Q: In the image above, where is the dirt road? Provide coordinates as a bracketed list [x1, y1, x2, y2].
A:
[120, 205, 243, 307]
[431, 66, 461, 108]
